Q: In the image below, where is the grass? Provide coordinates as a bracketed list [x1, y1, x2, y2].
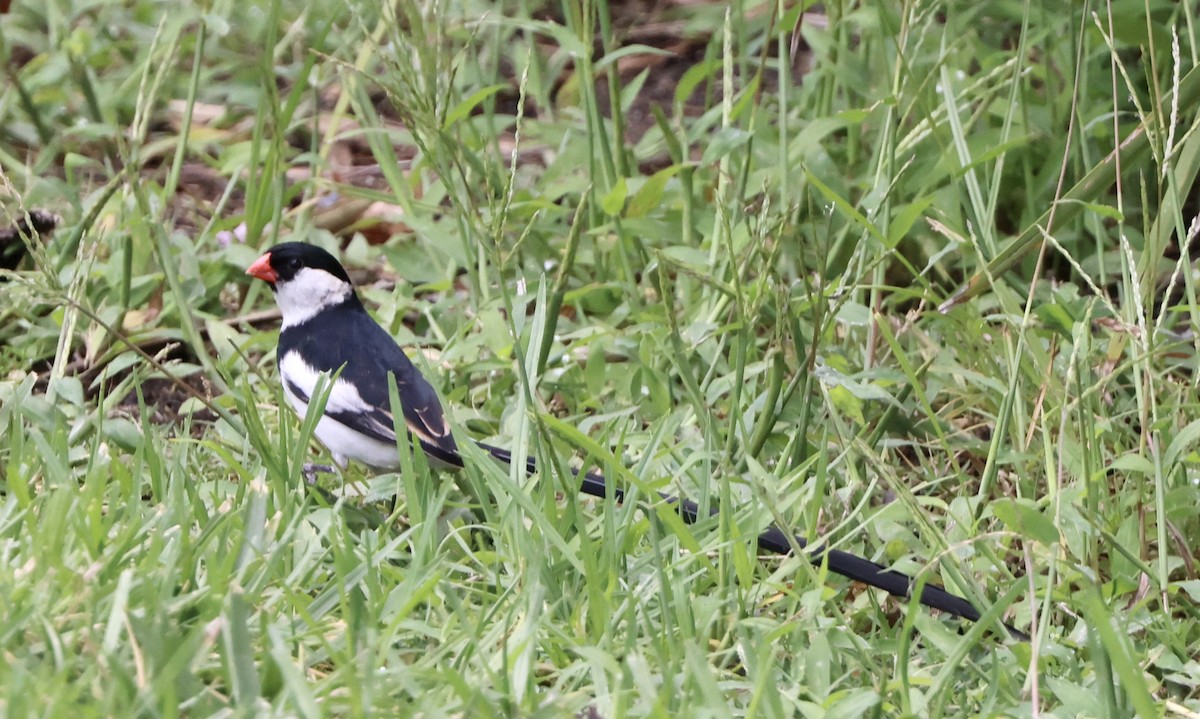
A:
[2, 0, 1200, 716]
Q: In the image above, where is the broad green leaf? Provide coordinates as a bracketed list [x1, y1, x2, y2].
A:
[700, 127, 752, 165]
[805, 169, 887, 245]
[887, 195, 936, 248]
[1164, 418, 1200, 470]
[442, 84, 508, 129]
[627, 164, 683, 218]
[992, 498, 1059, 546]
[600, 177, 628, 216]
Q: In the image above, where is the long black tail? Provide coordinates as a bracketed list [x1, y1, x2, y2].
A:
[475, 441, 1026, 640]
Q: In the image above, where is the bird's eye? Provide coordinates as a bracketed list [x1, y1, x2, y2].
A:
[288, 258, 302, 270]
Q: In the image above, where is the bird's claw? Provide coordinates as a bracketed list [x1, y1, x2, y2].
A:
[302, 463, 336, 485]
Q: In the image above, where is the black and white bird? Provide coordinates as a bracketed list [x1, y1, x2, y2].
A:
[246, 242, 462, 471]
[246, 242, 1024, 639]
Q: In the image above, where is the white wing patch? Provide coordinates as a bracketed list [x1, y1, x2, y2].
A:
[279, 350, 402, 469]
[279, 351, 373, 416]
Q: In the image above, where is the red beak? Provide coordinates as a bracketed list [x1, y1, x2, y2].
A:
[246, 253, 278, 283]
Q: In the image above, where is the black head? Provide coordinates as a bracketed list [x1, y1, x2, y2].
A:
[246, 242, 353, 287]
[246, 242, 362, 327]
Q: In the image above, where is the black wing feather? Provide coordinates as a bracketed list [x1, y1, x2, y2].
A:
[279, 297, 458, 458]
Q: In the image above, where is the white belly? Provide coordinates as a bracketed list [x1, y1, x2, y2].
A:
[283, 383, 401, 469]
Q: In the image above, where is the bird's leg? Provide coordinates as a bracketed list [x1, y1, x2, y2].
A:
[302, 463, 336, 485]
